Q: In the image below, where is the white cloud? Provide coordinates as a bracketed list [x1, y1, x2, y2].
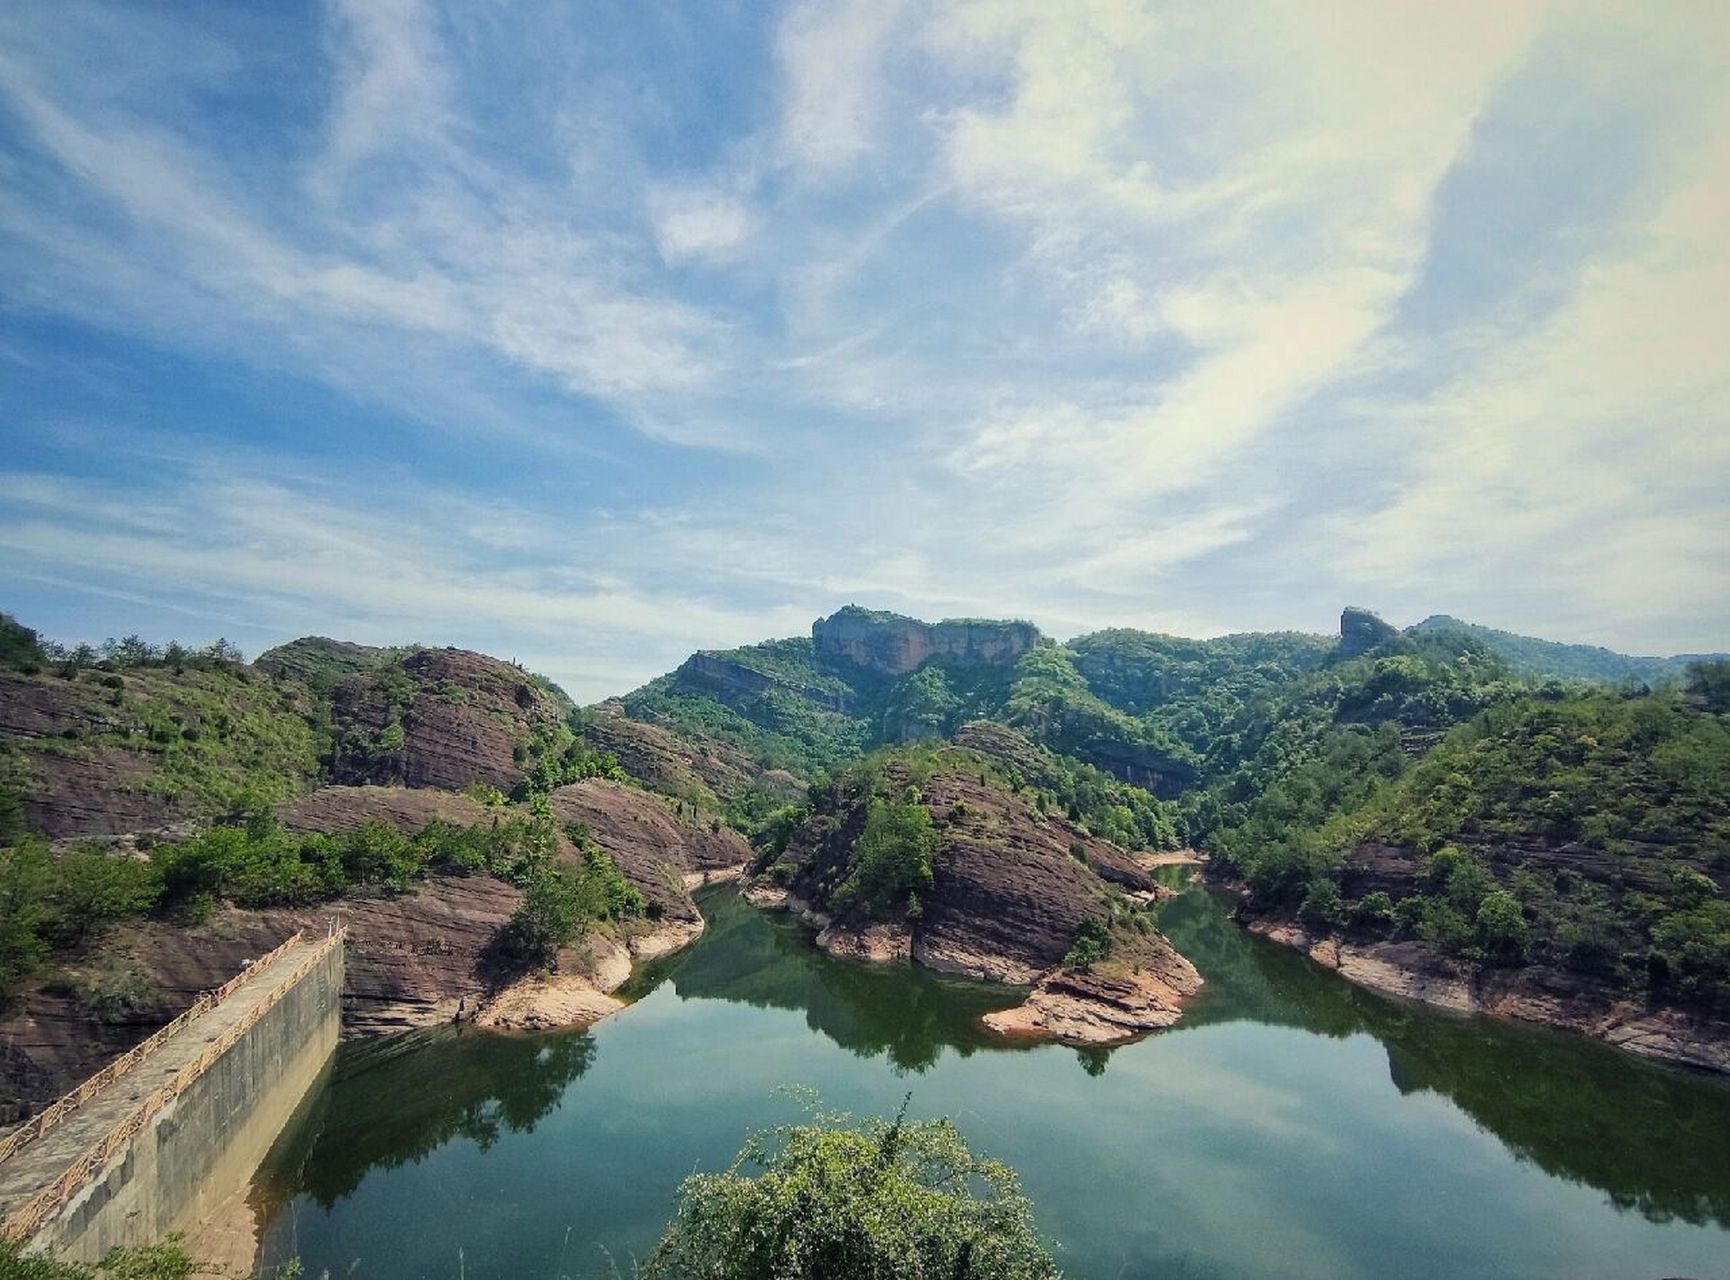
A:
[1337, 102, 1730, 646]
[778, 0, 911, 174]
[651, 189, 756, 264]
[3, 0, 1727, 666]
[319, 0, 452, 182]
[0, 464, 812, 701]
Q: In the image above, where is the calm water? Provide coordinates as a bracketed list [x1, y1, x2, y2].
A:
[253, 877, 1730, 1280]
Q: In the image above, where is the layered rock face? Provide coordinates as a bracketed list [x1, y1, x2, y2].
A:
[0, 776, 755, 1116]
[674, 651, 852, 714]
[0, 874, 523, 1121]
[581, 704, 802, 807]
[547, 778, 752, 929]
[0, 668, 320, 840]
[1246, 919, 1730, 1074]
[1338, 606, 1399, 657]
[763, 757, 1199, 1043]
[812, 607, 1041, 676]
[329, 647, 568, 792]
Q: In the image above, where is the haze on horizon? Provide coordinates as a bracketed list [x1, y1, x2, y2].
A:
[2, 1, 1727, 702]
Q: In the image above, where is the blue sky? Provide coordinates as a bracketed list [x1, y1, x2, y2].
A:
[2, 1, 1727, 701]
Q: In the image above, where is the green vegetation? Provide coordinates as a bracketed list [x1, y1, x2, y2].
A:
[1063, 916, 1114, 972]
[1001, 647, 1197, 785]
[0, 1237, 303, 1280]
[491, 837, 645, 971]
[251, 636, 415, 696]
[0, 1238, 200, 1280]
[1068, 628, 1332, 754]
[1184, 630, 1524, 848]
[644, 1103, 1059, 1279]
[1689, 658, 1730, 713]
[830, 797, 939, 922]
[96, 665, 325, 812]
[0, 612, 47, 672]
[1411, 615, 1727, 683]
[1215, 685, 1730, 1007]
[512, 719, 627, 799]
[0, 805, 580, 1000]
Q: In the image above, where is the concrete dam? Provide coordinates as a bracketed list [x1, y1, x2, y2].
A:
[0, 929, 345, 1262]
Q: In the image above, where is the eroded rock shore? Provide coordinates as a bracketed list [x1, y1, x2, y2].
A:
[1247, 919, 1730, 1074]
[756, 885, 1202, 1048]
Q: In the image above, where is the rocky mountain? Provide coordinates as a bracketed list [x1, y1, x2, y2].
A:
[617, 606, 1326, 796]
[1, 600, 1725, 1091]
[811, 605, 1041, 675]
[327, 646, 573, 793]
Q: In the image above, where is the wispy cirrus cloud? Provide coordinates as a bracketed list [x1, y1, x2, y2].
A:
[2, 0, 1727, 684]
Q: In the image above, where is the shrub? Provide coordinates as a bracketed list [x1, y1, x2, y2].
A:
[1351, 890, 1395, 929]
[643, 1105, 1060, 1280]
[0, 1237, 202, 1280]
[829, 799, 938, 923]
[1298, 877, 1344, 928]
[1063, 916, 1114, 972]
[76, 962, 161, 1024]
[1474, 889, 1529, 962]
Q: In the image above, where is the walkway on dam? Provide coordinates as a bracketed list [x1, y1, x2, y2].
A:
[0, 932, 335, 1233]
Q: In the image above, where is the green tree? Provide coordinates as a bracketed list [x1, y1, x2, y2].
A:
[830, 799, 939, 922]
[1475, 889, 1529, 962]
[644, 1105, 1060, 1280]
[1687, 659, 1730, 713]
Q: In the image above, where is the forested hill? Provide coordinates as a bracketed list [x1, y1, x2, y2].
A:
[3, 601, 1728, 1067]
[1409, 615, 1726, 683]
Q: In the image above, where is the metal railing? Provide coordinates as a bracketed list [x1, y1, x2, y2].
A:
[1, 928, 345, 1241]
[0, 931, 309, 1170]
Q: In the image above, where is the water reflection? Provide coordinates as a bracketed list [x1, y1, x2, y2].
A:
[657, 882, 1730, 1230]
[1156, 877, 1730, 1229]
[625, 889, 1030, 1073]
[256, 1024, 596, 1210]
[255, 877, 1730, 1269]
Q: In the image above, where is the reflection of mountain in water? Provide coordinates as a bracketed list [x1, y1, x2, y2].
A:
[630, 888, 1031, 1074]
[1157, 877, 1730, 1229]
[255, 1025, 596, 1210]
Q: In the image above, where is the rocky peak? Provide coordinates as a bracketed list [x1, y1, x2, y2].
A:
[1338, 607, 1398, 658]
[811, 606, 1041, 676]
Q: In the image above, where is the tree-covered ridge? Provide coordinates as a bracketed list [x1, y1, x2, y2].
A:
[1213, 661, 1730, 1009]
[1410, 615, 1728, 683]
[617, 614, 1299, 794]
[0, 793, 661, 1006]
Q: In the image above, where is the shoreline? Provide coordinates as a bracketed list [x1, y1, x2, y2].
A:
[748, 882, 1203, 1047]
[475, 864, 750, 1032]
[1244, 917, 1730, 1075]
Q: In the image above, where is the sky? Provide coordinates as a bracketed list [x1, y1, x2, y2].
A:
[2, 1, 1728, 702]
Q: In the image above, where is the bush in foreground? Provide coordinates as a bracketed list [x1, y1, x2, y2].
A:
[644, 1103, 1060, 1279]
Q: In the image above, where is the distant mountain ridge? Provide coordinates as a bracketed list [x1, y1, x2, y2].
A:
[1408, 615, 1726, 683]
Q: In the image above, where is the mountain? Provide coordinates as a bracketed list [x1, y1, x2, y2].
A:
[618, 605, 1333, 799]
[1408, 615, 1726, 683]
[1, 602, 1726, 1081]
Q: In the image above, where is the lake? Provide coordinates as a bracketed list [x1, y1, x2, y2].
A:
[253, 875, 1730, 1279]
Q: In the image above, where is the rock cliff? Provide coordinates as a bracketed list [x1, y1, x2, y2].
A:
[812, 606, 1041, 676]
[329, 647, 569, 792]
[1338, 606, 1399, 658]
[758, 750, 1199, 1044]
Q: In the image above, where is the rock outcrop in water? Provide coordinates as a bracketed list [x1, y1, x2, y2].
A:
[754, 742, 1200, 1045]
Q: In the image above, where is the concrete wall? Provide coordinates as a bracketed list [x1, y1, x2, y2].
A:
[31, 943, 344, 1263]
